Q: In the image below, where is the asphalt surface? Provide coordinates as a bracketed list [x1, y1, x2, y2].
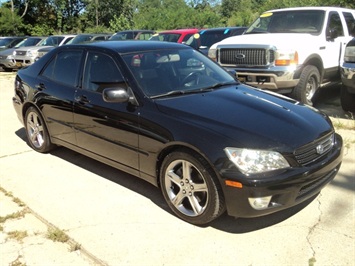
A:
[0, 72, 354, 266]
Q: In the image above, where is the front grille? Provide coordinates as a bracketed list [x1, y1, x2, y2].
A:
[15, 51, 26, 56]
[294, 133, 334, 166]
[219, 48, 275, 67]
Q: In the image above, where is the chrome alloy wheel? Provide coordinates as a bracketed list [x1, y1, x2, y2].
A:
[164, 159, 209, 217]
[26, 111, 45, 149]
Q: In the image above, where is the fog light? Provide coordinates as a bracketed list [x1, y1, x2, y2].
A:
[248, 196, 272, 210]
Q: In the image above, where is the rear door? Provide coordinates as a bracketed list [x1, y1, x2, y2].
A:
[37, 48, 83, 144]
[323, 11, 352, 79]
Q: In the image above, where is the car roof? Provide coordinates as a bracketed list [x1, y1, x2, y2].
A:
[266, 6, 355, 13]
[158, 29, 199, 34]
[66, 40, 191, 54]
[116, 30, 155, 33]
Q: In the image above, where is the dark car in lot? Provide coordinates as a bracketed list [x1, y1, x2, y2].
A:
[12, 41, 343, 225]
[186, 27, 247, 55]
[109, 30, 156, 41]
[340, 37, 355, 112]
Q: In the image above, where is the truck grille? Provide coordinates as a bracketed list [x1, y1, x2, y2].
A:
[294, 133, 334, 166]
[219, 48, 275, 67]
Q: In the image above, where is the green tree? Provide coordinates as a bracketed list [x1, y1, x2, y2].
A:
[0, 5, 24, 35]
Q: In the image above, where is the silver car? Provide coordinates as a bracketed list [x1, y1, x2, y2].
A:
[13, 35, 75, 68]
[0, 37, 45, 71]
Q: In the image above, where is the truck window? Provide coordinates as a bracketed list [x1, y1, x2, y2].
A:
[343, 12, 355, 37]
[326, 12, 344, 38]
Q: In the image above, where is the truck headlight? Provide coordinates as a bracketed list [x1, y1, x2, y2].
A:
[224, 147, 290, 175]
[208, 48, 217, 61]
[275, 50, 298, 66]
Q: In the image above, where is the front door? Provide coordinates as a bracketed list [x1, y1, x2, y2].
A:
[73, 51, 140, 175]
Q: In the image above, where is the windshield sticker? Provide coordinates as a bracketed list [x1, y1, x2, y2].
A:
[224, 29, 230, 34]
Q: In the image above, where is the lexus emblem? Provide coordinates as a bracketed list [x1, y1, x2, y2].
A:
[316, 144, 325, 155]
[235, 53, 245, 60]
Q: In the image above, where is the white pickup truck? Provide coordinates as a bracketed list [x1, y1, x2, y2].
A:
[208, 7, 355, 105]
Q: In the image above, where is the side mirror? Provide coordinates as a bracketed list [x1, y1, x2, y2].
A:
[103, 87, 130, 103]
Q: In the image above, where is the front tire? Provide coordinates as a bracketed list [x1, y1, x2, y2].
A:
[25, 107, 56, 153]
[160, 150, 225, 225]
[291, 65, 320, 106]
[340, 85, 355, 112]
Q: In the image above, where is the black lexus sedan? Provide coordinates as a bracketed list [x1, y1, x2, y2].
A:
[12, 41, 343, 225]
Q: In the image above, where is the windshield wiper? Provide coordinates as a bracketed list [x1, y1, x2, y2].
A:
[151, 81, 239, 99]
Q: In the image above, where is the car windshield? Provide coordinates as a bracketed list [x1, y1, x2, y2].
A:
[110, 32, 134, 40]
[150, 33, 181, 42]
[121, 48, 237, 98]
[245, 10, 325, 34]
[0, 38, 13, 46]
[17, 37, 43, 47]
[67, 35, 93, 44]
[41, 36, 64, 46]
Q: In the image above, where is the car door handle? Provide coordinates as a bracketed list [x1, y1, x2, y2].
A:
[75, 95, 90, 105]
[36, 83, 46, 91]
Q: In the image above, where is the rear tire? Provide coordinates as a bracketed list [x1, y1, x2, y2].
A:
[160, 150, 225, 225]
[291, 65, 320, 106]
[25, 107, 56, 153]
[340, 85, 355, 112]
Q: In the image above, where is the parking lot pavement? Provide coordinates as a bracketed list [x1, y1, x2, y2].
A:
[1, 72, 354, 266]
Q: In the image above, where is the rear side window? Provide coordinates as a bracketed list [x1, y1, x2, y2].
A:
[41, 50, 83, 86]
[343, 12, 355, 37]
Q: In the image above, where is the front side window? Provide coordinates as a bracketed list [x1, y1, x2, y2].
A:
[41, 50, 83, 87]
[83, 52, 124, 93]
[327, 12, 344, 38]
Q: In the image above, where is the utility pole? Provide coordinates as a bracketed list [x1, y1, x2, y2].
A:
[95, 0, 99, 27]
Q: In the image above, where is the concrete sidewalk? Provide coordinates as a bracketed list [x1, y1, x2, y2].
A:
[1, 72, 354, 266]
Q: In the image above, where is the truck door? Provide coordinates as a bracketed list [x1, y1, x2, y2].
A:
[322, 11, 350, 80]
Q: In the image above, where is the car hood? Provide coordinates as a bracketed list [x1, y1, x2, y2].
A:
[15, 45, 53, 52]
[155, 85, 333, 151]
[0, 48, 16, 56]
[213, 33, 320, 50]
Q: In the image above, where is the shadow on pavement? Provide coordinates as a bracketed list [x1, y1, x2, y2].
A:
[51, 144, 312, 233]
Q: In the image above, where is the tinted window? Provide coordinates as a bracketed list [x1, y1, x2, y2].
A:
[343, 12, 355, 37]
[327, 12, 344, 37]
[42, 50, 83, 86]
[83, 52, 124, 93]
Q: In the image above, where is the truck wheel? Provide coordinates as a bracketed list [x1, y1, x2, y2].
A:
[291, 65, 320, 106]
[340, 85, 355, 112]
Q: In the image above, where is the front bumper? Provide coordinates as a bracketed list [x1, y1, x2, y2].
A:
[225, 66, 300, 93]
[220, 133, 343, 218]
[0, 56, 17, 69]
[341, 62, 355, 93]
[14, 55, 36, 68]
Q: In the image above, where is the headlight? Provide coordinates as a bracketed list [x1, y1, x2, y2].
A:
[27, 50, 38, 57]
[275, 49, 298, 66]
[344, 46, 355, 62]
[208, 48, 217, 61]
[224, 147, 290, 175]
[7, 55, 14, 59]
